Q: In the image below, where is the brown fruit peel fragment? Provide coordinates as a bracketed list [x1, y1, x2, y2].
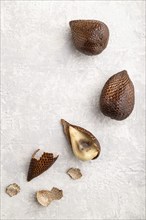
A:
[61, 119, 71, 144]
[6, 183, 20, 197]
[36, 188, 63, 207]
[61, 119, 100, 161]
[67, 168, 82, 180]
[27, 149, 59, 182]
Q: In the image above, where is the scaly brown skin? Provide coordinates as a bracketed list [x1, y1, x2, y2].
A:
[61, 119, 101, 160]
[100, 70, 135, 120]
[69, 20, 109, 55]
[27, 149, 58, 181]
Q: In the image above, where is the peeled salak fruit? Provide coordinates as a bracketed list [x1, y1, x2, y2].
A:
[61, 119, 101, 161]
[100, 70, 135, 120]
[69, 19, 109, 55]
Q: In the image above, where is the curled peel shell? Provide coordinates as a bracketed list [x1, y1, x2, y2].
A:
[61, 119, 101, 161]
[100, 70, 135, 120]
[27, 149, 58, 181]
[69, 19, 109, 55]
[36, 187, 63, 207]
[6, 183, 20, 197]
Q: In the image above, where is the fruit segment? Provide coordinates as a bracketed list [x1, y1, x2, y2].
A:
[61, 119, 101, 161]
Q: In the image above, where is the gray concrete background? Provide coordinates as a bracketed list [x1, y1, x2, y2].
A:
[1, 1, 145, 219]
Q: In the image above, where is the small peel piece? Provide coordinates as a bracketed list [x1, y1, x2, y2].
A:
[67, 168, 82, 180]
[61, 119, 101, 161]
[36, 187, 63, 207]
[51, 187, 63, 200]
[6, 183, 20, 197]
[36, 190, 53, 207]
[27, 149, 59, 182]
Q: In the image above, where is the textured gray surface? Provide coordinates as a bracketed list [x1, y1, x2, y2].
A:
[1, 1, 145, 219]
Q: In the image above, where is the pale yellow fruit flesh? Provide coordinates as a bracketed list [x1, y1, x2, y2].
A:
[69, 126, 98, 161]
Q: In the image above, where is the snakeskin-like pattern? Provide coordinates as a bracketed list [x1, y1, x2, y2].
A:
[27, 152, 58, 181]
[100, 70, 135, 120]
[69, 20, 109, 55]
